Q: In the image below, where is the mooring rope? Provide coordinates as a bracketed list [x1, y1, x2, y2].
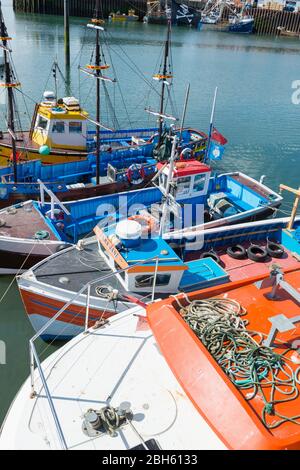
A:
[182, 298, 300, 430]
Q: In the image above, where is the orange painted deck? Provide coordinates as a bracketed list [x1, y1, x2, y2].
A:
[147, 270, 300, 450]
[187, 240, 300, 283]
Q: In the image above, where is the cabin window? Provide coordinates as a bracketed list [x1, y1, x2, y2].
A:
[69, 122, 82, 134]
[193, 174, 206, 192]
[52, 121, 65, 134]
[36, 115, 48, 130]
[135, 274, 171, 288]
[176, 176, 191, 196]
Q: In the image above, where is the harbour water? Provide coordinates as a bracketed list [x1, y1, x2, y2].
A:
[0, 0, 300, 425]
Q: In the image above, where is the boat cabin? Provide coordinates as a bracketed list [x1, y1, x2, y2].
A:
[31, 93, 89, 151]
[94, 218, 229, 295]
[157, 159, 211, 201]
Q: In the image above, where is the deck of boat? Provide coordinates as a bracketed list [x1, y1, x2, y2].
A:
[0, 131, 39, 151]
[33, 240, 128, 296]
[0, 305, 225, 450]
[230, 173, 277, 200]
[148, 270, 300, 449]
[0, 202, 58, 240]
[186, 240, 299, 283]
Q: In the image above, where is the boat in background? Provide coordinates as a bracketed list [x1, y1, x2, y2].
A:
[109, 9, 139, 22]
[144, 0, 201, 27]
[2, 266, 300, 449]
[200, 0, 254, 34]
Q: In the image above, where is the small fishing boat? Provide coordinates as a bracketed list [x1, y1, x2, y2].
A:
[0, 127, 207, 209]
[277, 26, 300, 38]
[109, 9, 139, 22]
[200, 0, 254, 34]
[2, 266, 300, 449]
[145, 0, 201, 27]
[0, 135, 281, 275]
[17, 207, 299, 340]
[228, 14, 254, 34]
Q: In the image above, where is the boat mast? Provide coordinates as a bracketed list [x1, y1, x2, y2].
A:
[158, 16, 171, 144]
[0, 2, 18, 182]
[95, 0, 101, 185]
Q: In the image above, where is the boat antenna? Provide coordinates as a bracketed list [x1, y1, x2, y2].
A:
[53, 61, 58, 104]
[178, 83, 190, 144]
[204, 86, 218, 163]
[94, 0, 101, 185]
[158, 16, 172, 144]
[0, 1, 19, 183]
[159, 133, 178, 236]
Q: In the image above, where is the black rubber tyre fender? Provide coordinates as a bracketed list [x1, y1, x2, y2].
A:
[200, 251, 221, 265]
[247, 245, 268, 262]
[266, 241, 285, 258]
[226, 245, 247, 260]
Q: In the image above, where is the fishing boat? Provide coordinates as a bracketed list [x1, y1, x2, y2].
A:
[0, 7, 94, 166]
[277, 26, 300, 38]
[145, 0, 201, 27]
[200, 0, 254, 34]
[109, 9, 139, 22]
[0, 2, 199, 174]
[17, 203, 300, 340]
[2, 265, 300, 449]
[0, 127, 207, 209]
[0, 132, 282, 276]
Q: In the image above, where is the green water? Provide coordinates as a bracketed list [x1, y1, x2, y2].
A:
[0, 0, 300, 425]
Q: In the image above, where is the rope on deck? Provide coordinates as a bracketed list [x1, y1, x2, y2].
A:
[181, 298, 300, 430]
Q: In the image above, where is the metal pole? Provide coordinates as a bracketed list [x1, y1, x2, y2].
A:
[158, 19, 171, 144]
[178, 83, 190, 144]
[159, 135, 177, 236]
[0, 3, 18, 183]
[204, 86, 218, 163]
[84, 284, 91, 333]
[30, 341, 68, 450]
[95, 0, 101, 185]
[151, 257, 159, 303]
[64, 0, 70, 70]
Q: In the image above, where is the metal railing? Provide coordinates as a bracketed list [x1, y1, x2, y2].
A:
[29, 252, 160, 450]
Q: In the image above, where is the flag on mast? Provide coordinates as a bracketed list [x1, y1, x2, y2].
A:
[211, 127, 228, 145]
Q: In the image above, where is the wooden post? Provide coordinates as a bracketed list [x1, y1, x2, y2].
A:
[64, 0, 70, 69]
[279, 184, 300, 231]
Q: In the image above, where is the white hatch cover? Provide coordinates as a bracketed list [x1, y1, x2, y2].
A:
[116, 220, 142, 241]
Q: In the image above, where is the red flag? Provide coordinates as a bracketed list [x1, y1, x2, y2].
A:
[211, 127, 228, 145]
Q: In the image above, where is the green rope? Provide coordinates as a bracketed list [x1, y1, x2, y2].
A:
[183, 298, 300, 430]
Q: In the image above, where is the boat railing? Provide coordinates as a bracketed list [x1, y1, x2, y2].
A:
[28, 252, 160, 450]
[37, 179, 71, 218]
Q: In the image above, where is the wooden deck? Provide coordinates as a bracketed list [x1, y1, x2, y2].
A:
[0, 203, 57, 240]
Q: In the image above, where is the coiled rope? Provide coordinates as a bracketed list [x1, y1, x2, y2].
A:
[182, 298, 300, 429]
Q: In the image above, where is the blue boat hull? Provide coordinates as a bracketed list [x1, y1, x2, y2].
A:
[228, 19, 254, 34]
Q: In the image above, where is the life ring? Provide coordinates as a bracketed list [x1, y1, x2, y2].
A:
[126, 164, 144, 185]
[128, 214, 157, 235]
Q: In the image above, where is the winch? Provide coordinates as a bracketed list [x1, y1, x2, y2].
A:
[82, 402, 133, 438]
